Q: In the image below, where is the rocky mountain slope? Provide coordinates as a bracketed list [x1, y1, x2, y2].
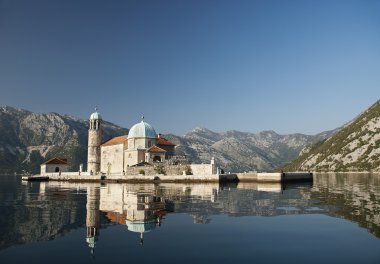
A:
[0, 106, 128, 174]
[281, 100, 380, 172]
[165, 128, 336, 172]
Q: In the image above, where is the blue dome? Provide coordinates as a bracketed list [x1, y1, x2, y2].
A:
[128, 120, 157, 139]
[126, 220, 157, 233]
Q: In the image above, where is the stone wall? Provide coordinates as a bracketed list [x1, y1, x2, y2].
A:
[190, 164, 214, 175]
[126, 164, 191, 176]
[236, 172, 258, 181]
[48, 172, 100, 181]
[100, 144, 124, 174]
[124, 163, 216, 176]
[124, 149, 145, 167]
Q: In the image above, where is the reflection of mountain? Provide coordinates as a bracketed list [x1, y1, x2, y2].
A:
[0, 179, 80, 249]
[170, 182, 318, 224]
[1, 173, 380, 252]
[0, 178, 114, 252]
[311, 173, 380, 237]
[0, 178, 87, 250]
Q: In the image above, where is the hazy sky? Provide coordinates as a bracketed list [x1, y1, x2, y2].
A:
[0, 0, 379, 135]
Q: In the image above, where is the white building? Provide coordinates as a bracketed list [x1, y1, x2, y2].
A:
[40, 158, 69, 174]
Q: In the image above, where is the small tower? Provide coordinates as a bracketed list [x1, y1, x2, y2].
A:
[87, 108, 102, 174]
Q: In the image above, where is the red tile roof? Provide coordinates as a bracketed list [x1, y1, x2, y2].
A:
[105, 211, 128, 225]
[42, 157, 68, 165]
[101, 134, 175, 147]
[146, 146, 167, 153]
[157, 137, 176, 146]
[101, 135, 128, 146]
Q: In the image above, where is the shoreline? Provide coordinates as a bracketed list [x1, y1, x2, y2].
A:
[22, 172, 314, 183]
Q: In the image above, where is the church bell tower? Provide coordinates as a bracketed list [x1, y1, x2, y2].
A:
[87, 108, 102, 174]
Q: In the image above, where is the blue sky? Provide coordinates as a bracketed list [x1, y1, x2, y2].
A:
[0, 0, 379, 135]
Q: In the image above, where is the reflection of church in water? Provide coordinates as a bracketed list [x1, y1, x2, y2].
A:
[101, 187, 169, 246]
[46, 181, 308, 255]
[126, 193, 167, 245]
[83, 183, 219, 254]
[85, 184, 173, 253]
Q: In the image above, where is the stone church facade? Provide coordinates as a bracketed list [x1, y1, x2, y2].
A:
[87, 110, 176, 175]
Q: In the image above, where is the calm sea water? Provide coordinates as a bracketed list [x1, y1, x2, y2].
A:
[1, 173, 380, 264]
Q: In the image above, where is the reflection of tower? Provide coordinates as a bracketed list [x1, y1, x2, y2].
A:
[86, 186, 100, 255]
[87, 109, 102, 174]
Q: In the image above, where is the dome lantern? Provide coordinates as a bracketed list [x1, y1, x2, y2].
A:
[90, 107, 102, 120]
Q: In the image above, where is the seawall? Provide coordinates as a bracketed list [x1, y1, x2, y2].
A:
[23, 171, 312, 183]
[236, 172, 313, 183]
[44, 173, 238, 183]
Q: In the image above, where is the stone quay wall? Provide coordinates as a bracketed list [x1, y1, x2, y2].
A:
[124, 163, 214, 176]
[125, 164, 190, 176]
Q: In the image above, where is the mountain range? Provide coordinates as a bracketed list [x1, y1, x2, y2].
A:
[165, 128, 336, 172]
[4, 100, 379, 174]
[0, 105, 339, 174]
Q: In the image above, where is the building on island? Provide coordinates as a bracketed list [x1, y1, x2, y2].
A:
[40, 158, 69, 174]
[40, 109, 219, 177]
[98, 114, 176, 175]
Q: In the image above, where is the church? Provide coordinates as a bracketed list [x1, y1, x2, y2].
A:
[87, 109, 176, 175]
[39, 109, 218, 177]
